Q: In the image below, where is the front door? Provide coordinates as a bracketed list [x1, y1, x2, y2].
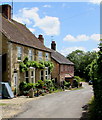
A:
[40, 70, 44, 81]
[14, 73, 18, 88]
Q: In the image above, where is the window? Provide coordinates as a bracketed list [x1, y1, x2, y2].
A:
[17, 47, 22, 61]
[29, 50, 33, 61]
[45, 53, 49, 61]
[38, 51, 43, 61]
[61, 65, 64, 72]
[31, 70, 35, 83]
[65, 65, 67, 71]
[45, 68, 48, 80]
[25, 71, 29, 83]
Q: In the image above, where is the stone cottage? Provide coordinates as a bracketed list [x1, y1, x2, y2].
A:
[0, 4, 51, 92]
[0, 4, 74, 92]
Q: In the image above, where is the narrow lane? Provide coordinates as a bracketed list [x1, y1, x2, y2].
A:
[16, 82, 93, 118]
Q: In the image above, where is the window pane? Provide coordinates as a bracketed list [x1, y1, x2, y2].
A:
[38, 51, 43, 60]
[26, 78, 29, 83]
[29, 50, 33, 61]
[26, 71, 28, 77]
[17, 47, 22, 60]
[31, 71, 34, 76]
[45, 53, 49, 61]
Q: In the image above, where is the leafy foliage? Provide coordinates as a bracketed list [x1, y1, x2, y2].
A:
[89, 41, 102, 119]
[67, 50, 97, 81]
[74, 76, 83, 82]
[19, 81, 35, 95]
[20, 57, 54, 73]
[63, 81, 71, 88]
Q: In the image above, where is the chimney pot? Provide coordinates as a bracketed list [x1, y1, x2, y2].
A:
[38, 34, 44, 44]
[51, 41, 56, 51]
[0, 4, 11, 19]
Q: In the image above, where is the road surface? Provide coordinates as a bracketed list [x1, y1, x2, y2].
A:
[16, 82, 93, 118]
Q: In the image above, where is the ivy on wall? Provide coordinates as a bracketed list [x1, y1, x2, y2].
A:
[19, 57, 54, 73]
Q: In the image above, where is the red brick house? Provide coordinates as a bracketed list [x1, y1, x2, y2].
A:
[50, 41, 74, 84]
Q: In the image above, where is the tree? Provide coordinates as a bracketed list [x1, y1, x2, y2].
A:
[67, 50, 85, 77]
[89, 40, 102, 119]
[67, 50, 97, 81]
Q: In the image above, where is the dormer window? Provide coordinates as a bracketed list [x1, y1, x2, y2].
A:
[17, 47, 22, 61]
[29, 50, 33, 61]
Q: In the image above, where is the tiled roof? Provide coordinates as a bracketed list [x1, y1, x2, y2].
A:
[0, 15, 51, 52]
[48, 48, 74, 65]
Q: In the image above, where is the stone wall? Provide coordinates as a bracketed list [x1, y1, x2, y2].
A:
[51, 59, 60, 84]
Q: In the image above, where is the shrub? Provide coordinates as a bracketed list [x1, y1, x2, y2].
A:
[25, 83, 35, 91]
[38, 80, 44, 88]
[19, 81, 27, 94]
[63, 81, 71, 88]
[74, 76, 83, 82]
[19, 82, 35, 95]
[72, 80, 78, 88]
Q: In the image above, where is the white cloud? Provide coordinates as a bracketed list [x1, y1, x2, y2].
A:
[34, 16, 60, 35]
[43, 5, 51, 8]
[28, 28, 36, 33]
[60, 46, 86, 56]
[63, 34, 100, 42]
[89, 0, 101, 4]
[90, 34, 100, 41]
[13, 15, 32, 25]
[13, 7, 60, 36]
[92, 48, 100, 52]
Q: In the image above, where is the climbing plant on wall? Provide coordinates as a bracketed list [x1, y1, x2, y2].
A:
[19, 57, 54, 73]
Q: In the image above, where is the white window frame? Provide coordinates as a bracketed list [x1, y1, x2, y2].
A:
[38, 51, 43, 61]
[45, 53, 49, 61]
[30, 68, 35, 83]
[17, 47, 22, 61]
[40, 70, 44, 81]
[45, 67, 48, 80]
[29, 49, 33, 61]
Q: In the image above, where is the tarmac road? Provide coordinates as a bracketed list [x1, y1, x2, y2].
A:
[15, 82, 93, 118]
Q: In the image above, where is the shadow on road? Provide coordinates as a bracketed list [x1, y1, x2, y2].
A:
[80, 105, 89, 120]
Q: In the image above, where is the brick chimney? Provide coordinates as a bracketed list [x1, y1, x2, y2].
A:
[51, 41, 56, 51]
[38, 35, 44, 44]
[0, 4, 11, 19]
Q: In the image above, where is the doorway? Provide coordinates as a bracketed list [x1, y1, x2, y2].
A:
[40, 70, 44, 81]
[14, 73, 18, 87]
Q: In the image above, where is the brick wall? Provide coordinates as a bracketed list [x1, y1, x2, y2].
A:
[60, 64, 74, 83]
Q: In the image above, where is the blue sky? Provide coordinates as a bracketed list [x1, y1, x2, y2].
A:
[1, 1, 100, 56]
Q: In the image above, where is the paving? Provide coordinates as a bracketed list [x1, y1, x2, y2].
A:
[14, 82, 93, 118]
[0, 96, 38, 118]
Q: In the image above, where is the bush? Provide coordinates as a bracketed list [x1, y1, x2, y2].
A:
[37, 80, 44, 88]
[44, 79, 54, 90]
[89, 43, 102, 119]
[19, 81, 27, 94]
[72, 80, 78, 88]
[63, 81, 71, 88]
[19, 82, 35, 95]
[25, 83, 35, 91]
[74, 76, 83, 82]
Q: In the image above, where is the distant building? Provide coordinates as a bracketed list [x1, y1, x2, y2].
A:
[50, 41, 74, 84]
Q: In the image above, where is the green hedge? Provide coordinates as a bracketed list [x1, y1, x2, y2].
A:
[89, 43, 102, 120]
